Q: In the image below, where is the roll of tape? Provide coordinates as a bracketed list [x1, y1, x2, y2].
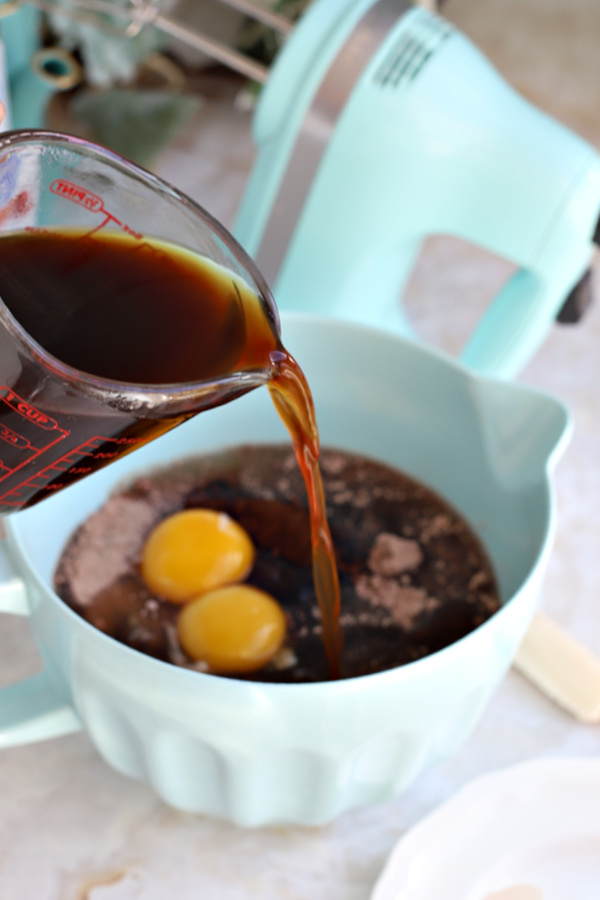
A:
[11, 46, 82, 129]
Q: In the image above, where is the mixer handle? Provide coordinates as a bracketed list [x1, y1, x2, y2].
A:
[459, 261, 593, 379]
[460, 270, 544, 378]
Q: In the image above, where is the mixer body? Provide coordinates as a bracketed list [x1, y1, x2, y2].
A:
[235, 0, 600, 376]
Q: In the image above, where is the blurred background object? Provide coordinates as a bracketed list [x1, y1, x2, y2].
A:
[0, 0, 296, 159]
[0, 0, 437, 159]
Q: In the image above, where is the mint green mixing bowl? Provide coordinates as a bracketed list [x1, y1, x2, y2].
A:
[0, 315, 570, 826]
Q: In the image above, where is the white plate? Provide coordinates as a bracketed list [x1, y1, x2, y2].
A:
[370, 758, 600, 900]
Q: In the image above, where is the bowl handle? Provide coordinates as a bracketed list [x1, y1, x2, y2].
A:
[0, 534, 82, 747]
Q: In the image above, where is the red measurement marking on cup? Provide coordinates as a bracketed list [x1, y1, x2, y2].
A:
[50, 179, 107, 214]
[0, 434, 144, 507]
[0, 387, 69, 481]
[50, 178, 122, 236]
[48, 179, 144, 240]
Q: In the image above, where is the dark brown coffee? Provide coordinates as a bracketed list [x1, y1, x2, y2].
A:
[0, 229, 277, 384]
[54, 445, 501, 683]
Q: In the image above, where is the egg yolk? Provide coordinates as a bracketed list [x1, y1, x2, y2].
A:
[177, 584, 287, 673]
[140, 509, 254, 603]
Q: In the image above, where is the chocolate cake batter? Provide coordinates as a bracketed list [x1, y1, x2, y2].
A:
[54, 446, 501, 682]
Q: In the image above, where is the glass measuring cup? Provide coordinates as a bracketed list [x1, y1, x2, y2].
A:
[0, 129, 280, 514]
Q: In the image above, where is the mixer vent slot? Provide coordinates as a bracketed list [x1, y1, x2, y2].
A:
[373, 11, 452, 89]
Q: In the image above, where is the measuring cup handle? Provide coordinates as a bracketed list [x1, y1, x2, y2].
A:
[0, 537, 81, 747]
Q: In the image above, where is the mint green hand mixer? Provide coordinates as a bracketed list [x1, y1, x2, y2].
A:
[234, 0, 600, 377]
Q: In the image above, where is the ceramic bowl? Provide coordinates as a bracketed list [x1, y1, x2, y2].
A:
[0, 315, 570, 826]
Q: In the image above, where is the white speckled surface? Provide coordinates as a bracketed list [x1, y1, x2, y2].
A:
[1, 1, 600, 896]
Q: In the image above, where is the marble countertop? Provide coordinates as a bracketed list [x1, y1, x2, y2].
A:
[1, 0, 600, 896]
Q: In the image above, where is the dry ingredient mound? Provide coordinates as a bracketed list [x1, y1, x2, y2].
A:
[54, 445, 501, 682]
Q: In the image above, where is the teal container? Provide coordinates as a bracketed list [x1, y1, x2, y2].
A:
[10, 46, 81, 129]
[1, 3, 41, 80]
